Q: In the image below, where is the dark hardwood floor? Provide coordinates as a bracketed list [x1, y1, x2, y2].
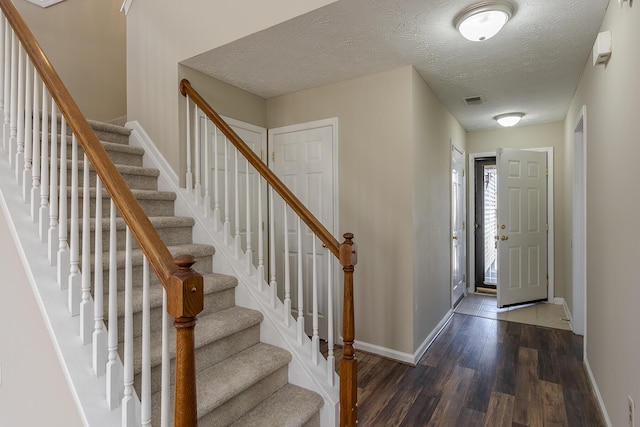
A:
[327, 313, 604, 426]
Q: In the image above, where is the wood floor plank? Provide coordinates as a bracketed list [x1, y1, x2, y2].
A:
[483, 391, 515, 427]
[426, 365, 476, 425]
[457, 407, 486, 427]
[541, 380, 569, 427]
[513, 347, 543, 427]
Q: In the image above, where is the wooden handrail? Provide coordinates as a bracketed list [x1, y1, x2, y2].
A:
[181, 79, 358, 426]
[180, 79, 341, 259]
[0, 2, 203, 426]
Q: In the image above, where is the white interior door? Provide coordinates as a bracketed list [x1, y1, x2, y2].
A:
[269, 119, 336, 339]
[497, 148, 548, 307]
[451, 143, 466, 306]
[204, 115, 267, 273]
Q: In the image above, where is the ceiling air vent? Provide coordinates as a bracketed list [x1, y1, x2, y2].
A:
[463, 95, 485, 106]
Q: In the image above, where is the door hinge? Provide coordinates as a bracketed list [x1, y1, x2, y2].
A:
[462, 221, 466, 230]
[462, 169, 465, 177]
[546, 168, 549, 176]
[462, 274, 466, 283]
[261, 150, 264, 160]
[272, 151, 275, 162]
[546, 223, 549, 231]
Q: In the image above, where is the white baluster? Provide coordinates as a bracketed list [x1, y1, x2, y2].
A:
[57, 117, 69, 290]
[283, 205, 291, 326]
[29, 70, 40, 222]
[47, 101, 58, 265]
[194, 106, 201, 205]
[312, 236, 319, 365]
[2, 22, 10, 151]
[223, 136, 230, 243]
[297, 218, 304, 344]
[203, 119, 210, 217]
[80, 154, 92, 344]
[141, 257, 151, 427]
[245, 158, 252, 274]
[185, 96, 192, 193]
[7, 30, 16, 166]
[68, 134, 81, 316]
[93, 177, 106, 377]
[257, 176, 264, 290]
[106, 200, 122, 409]
[122, 228, 135, 426]
[269, 187, 277, 308]
[14, 43, 24, 181]
[213, 126, 220, 228]
[327, 252, 335, 384]
[161, 288, 170, 427]
[22, 59, 32, 202]
[234, 147, 241, 258]
[38, 87, 49, 242]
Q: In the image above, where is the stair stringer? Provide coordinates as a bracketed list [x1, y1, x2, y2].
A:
[127, 121, 340, 427]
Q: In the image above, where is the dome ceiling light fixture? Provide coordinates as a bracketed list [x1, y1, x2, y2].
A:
[495, 112, 525, 127]
[454, 1, 515, 42]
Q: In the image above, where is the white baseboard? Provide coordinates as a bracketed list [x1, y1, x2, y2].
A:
[355, 310, 454, 365]
[584, 357, 613, 427]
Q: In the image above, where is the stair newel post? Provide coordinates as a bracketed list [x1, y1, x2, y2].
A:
[167, 254, 204, 427]
[339, 232, 357, 427]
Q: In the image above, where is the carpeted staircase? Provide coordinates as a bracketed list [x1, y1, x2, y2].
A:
[76, 120, 324, 426]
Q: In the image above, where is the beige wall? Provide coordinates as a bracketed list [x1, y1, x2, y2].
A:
[0, 208, 82, 426]
[127, 0, 338, 176]
[267, 66, 415, 353]
[563, 3, 640, 425]
[411, 68, 466, 347]
[15, 0, 126, 121]
[466, 122, 566, 299]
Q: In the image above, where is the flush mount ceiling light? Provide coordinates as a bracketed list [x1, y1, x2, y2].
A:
[495, 112, 524, 127]
[454, 1, 514, 41]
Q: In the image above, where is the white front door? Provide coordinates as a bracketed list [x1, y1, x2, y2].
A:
[496, 148, 548, 307]
[451, 143, 466, 306]
[269, 118, 337, 339]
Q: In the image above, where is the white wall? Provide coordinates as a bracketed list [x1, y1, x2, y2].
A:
[15, 0, 126, 121]
[411, 68, 466, 348]
[0, 208, 82, 426]
[467, 122, 566, 299]
[127, 0, 338, 176]
[563, 3, 640, 425]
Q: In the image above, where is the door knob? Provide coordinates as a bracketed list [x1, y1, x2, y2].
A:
[500, 235, 509, 241]
[452, 236, 458, 240]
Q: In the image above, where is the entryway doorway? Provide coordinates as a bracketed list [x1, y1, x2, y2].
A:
[468, 148, 555, 308]
[473, 157, 498, 293]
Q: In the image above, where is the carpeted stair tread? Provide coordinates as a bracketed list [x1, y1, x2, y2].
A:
[69, 187, 177, 201]
[83, 215, 194, 232]
[96, 243, 215, 270]
[130, 306, 264, 374]
[67, 158, 160, 177]
[86, 119, 131, 136]
[194, 343, 292, 415]
[110, 272, 237, 319]
[229, 383, 324, 427]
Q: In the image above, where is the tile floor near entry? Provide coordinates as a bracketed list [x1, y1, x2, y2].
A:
[454, 293, 572, 330]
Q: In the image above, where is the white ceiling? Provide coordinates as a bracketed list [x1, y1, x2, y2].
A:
[182, 0, 609, 131]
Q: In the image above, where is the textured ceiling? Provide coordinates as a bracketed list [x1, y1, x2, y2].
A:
[181, 0, 609, 131]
